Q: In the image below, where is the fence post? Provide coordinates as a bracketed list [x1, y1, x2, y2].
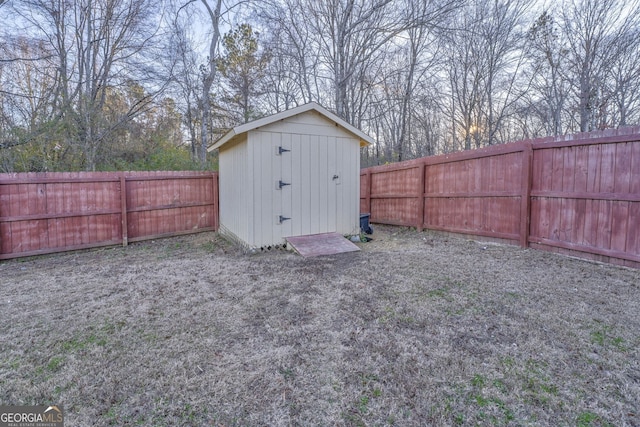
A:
[519, 142, 533, 248]
[213, 172, 219, 231]
[120, 173, 128, 247]
[365, 169, 372, 215]
[417, 163, 426, 231]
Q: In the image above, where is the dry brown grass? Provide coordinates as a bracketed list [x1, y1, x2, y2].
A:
[1, 225, 638, 426]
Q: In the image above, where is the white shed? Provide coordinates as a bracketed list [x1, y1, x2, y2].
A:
[208, 102, 373, 249]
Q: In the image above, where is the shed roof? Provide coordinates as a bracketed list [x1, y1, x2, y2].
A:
[207, 102, 373, 152]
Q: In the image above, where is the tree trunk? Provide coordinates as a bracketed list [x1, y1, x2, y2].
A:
[199, 0, 222, 168]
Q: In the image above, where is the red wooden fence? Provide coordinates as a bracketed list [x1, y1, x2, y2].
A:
[0, 171, 218, 259]
[361, 128, 640, 268]
[3, 129, 638, 267]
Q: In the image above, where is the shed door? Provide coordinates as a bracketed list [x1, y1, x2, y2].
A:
[278, 134, 338, 238]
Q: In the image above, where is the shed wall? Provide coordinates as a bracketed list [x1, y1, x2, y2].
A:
[245, 113, 361, 247]
[218, 109, 363, 248]
[219, 135, 250, 244]
[259, 109, 357, 139]
[248, 131, 280, 247]
[334, 137, 361, 234]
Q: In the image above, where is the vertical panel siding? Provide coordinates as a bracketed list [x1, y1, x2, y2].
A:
[327, 136, 338, 232]
[219, 135, 253, 246]
[298, 134, 312, 237]
[240, 124, 360, 247]
[280, 133, 293, 239]
[310, 135, 322, 234]
[251, 131, 277, 246]
[269, 132, 282, 245]
[337, 137, 360, 235]
[317, 135, 328, 233]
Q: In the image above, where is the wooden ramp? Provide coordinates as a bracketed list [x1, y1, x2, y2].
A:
[286, 232, 360, 257]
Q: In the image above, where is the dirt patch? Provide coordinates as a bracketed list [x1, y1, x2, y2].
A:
[1, 225, 639, 426]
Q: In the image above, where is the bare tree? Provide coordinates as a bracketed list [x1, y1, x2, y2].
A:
[526, 10, 570, 136]
[4, 0, 166, 170]
[7, 0, 640, 170]
[259, 0, 321, 107]
[443, 0, 529, 150]
[0, 37, 58, 149]
[392, 0, 444, 161]
[443, 5, 488, 150]
[261, 29, 307, 112]
[174, 0, 254, 165]
[304, 0, 406, 122]
[168, 4, 203, 161]
[561, 0, 640, 132]
[197, 0, 222, 167]
[607, 30, 640, 126]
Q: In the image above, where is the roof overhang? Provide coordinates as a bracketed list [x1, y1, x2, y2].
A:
[208, 102, 373, 152]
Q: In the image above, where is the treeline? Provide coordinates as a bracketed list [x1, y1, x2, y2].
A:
[1, 0, 639, 172]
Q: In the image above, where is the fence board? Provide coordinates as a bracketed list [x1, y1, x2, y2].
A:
[586, 145, 600, 192]
[371, 198, 417, 226]
[631, 143, 640, 193]
[574, 145, 589, 192]
[562, 146, 575, 192]
[628, 203, 640, 256]
[361, 128, 640, 267]
[421, 151, 524, 243]
[610, 201, 629, 253]
[371, 167, 419, 196]
[614, 143, 631, 193]
[125, 174, 216, 240]
[551, 148, 564, 192]
[0, 171, 218, 259]
[533, 148, 552, 192]
[601, 144, 616, 193]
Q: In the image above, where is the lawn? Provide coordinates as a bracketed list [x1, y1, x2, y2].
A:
[1, 225, 638, 426]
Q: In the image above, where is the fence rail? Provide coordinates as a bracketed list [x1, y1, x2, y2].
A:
[361, 128, 640, 268]
[0, 171, 218, 259]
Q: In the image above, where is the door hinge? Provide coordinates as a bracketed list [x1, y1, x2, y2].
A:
[278, 180, 291, 189]
[278, 215, 291, 223]
[277, 146, 291, 155]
